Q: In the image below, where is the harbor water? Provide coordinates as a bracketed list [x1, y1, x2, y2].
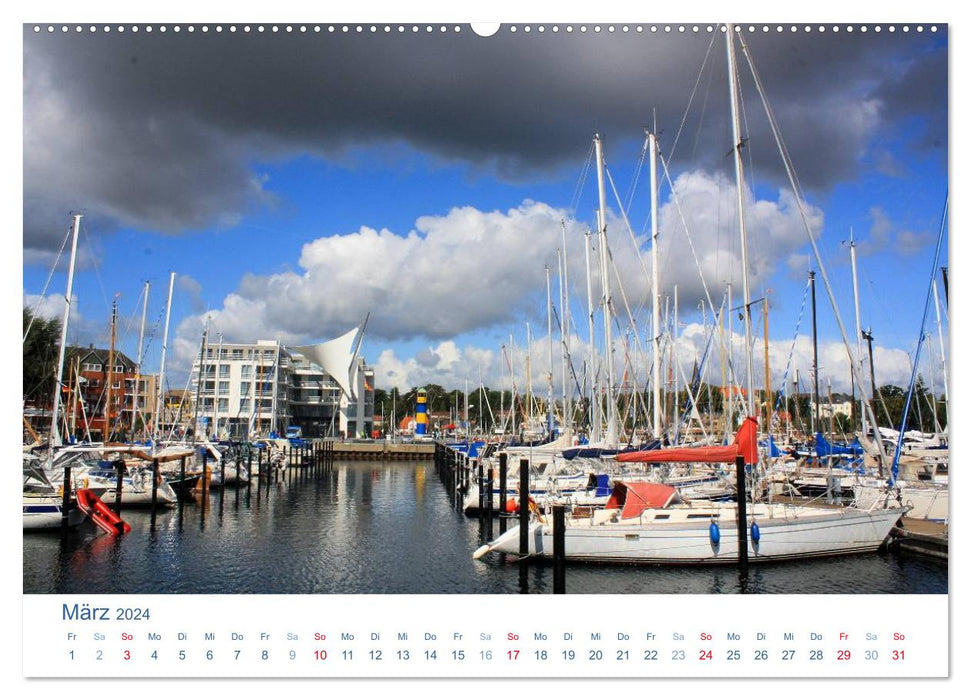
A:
[23, 460, 947, 595]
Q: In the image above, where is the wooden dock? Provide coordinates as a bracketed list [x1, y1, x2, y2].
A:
[890, 518, 948, 561]
[328, 440, 436, 461]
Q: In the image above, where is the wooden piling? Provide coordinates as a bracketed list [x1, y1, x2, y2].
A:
[115, 459, 125, 513]
[179, 456, 186, 503]
[61, 464, 72, 532]
[151, 458, 159, 514]
[553, 505, 566, 594]
[498, 453, 508, 534]
[485, 467, 494, 540]
[735, 455, 749, 573]
[477, 459, 485, 513]
[519, 458, 530, 557]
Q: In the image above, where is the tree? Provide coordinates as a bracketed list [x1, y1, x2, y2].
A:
[23, 308, 61, 407]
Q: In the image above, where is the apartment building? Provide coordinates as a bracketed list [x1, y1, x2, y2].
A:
[190, 334, 374, 440]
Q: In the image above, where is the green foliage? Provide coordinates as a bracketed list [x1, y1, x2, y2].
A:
[23, 308, 61, 406]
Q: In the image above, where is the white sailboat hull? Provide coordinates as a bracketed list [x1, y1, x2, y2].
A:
[483, 503, 906, 565]
[23, 495, 85, 530]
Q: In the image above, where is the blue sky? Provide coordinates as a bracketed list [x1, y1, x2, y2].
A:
[22, 20, 948, 401]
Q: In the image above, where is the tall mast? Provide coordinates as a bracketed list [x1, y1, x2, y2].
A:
[849, 231, 865, 436]
[931, 279, 948, 426]
[584, 229, 600, 442]
[192, 318, 209, 447]
[525, 324, 532, 435]
[49, 213, 82, 454]
[153, 271, 176, 447]
[135, 281, 150, 438]
[726, 24, 756, 419]
[649, 132, 663, 441]
[763, 296, 772, 437]
[546, 265, 555, 437]
[594, 133, 617, 444]
[725, 282, 733, 440]
[105, 299, 117, 441]
[810, 270, 820, 436]
[673, 285, 680, 441]
[559, 220, 572, 437]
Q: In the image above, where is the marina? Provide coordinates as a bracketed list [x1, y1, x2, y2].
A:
[23, 449, 946, 596]
[22, 24, 948, 608]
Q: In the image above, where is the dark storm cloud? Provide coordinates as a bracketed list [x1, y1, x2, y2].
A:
[23, 24, 946, 259]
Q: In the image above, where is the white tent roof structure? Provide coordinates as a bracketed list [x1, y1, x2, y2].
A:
[292, 326, 361, 400]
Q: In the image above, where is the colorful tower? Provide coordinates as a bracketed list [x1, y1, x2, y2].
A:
[415, 388, 428, 437]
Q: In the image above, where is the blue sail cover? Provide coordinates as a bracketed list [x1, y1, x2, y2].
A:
[814, 433, 863, 457]
[561, 440, 662, 461]
[759, 436, 783, 458]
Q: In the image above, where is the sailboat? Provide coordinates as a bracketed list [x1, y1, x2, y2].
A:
[473, 25, 909, 564]
[474, 418, 907, 563]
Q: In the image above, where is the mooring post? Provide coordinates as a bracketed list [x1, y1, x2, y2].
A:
[219, 450, 226, 490]
[61, 464, 72, 532]
[202, 449, 209, 499]
[258, 447, 263, 484]
[151, 458, 159, 514]
[499, 453, 508, 534]
[519, 458, 530, 557]
[477, 459, 485, 513]
[735, 455, 749, 573]
[553, 505, 566, 594]
[179, 456, 186, 503]
[485, 466, 494, 540]
[114, 459, 125, 513]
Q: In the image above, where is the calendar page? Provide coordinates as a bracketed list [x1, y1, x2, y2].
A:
[16, 0, 955, 694]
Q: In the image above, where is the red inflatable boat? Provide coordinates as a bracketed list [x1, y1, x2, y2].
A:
[75, 488, 132, 535]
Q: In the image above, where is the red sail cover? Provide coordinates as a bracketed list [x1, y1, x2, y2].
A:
[605, 482, 681, 519]
[615, 416, 759, 465]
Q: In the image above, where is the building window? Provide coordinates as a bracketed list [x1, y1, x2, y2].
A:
[241, 365, 252, 378]
[240, 382, 251, 397]
[239, 398, 250, 413]
[219, 365, 230, 378]
[217, 398, 229, 413]
[218, 381, 230, 395]
[112, 381, 121, 390]
[83, 363, 101, 372]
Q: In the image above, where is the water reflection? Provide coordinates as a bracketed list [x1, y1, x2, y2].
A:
[24, 460, 946, 596]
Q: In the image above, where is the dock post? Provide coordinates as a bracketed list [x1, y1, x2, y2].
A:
[202, 450, 209, 499]
[61, 464, 72, 532]
[519, 458, 530, 557]
[553, 505, 566, 594]
[735, 455, 749, 573]
[247, 452, 253, 497]
[477, 459, 485, 514]
[219, 451, 226, 490]
[114, 459, 125, 513]
[151, 458, 159, 514]
[179, 456, 186, 503]
[257, 447, 263, 485]
[485, 466, 494, 540]
[498, 453, 508, 534]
